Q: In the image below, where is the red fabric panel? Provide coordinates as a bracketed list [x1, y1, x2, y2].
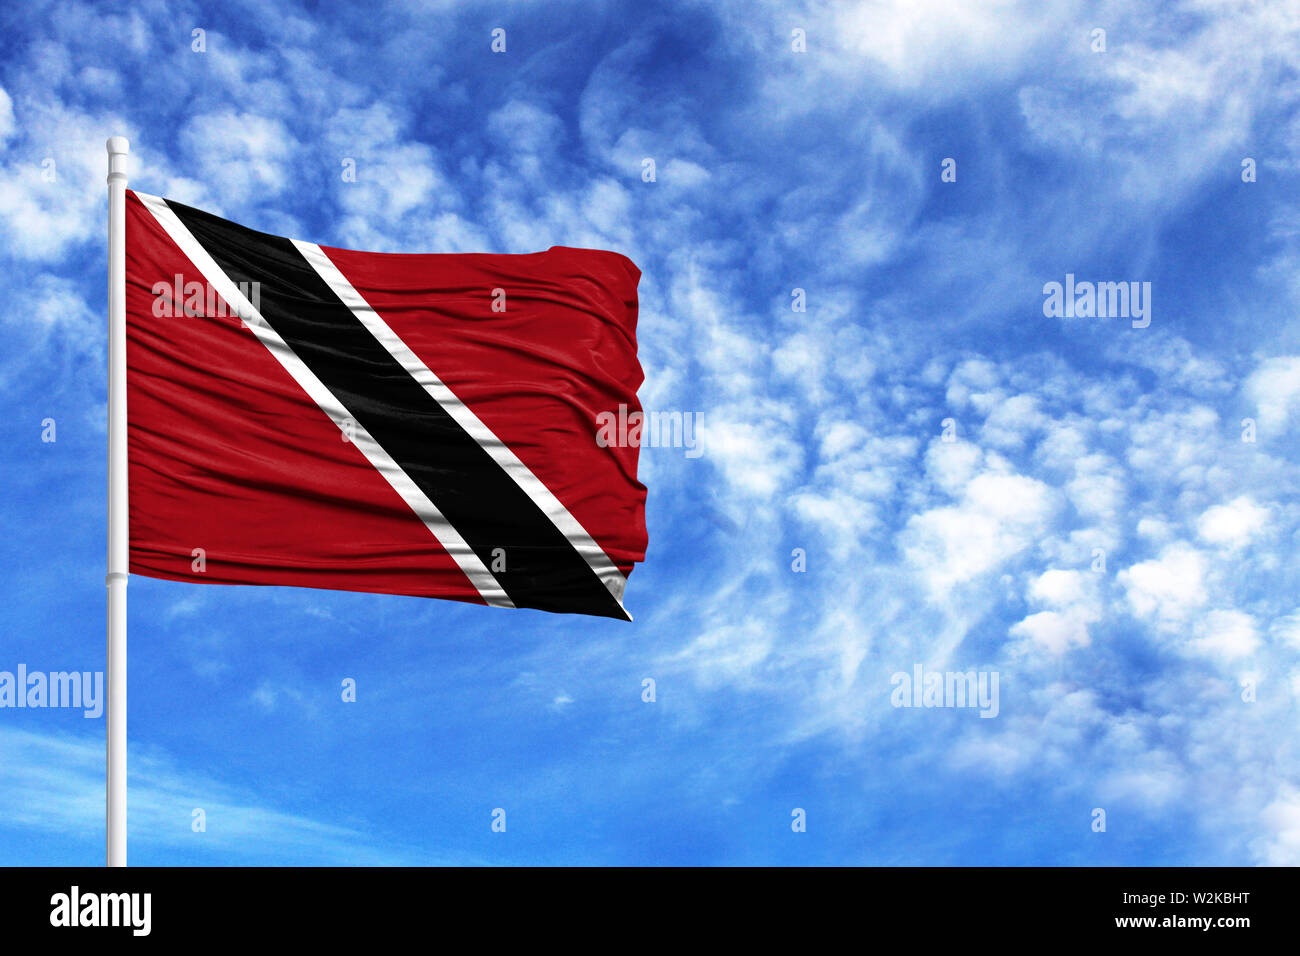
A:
[126, 191, 484, 604]
[320, 242, 648, 574]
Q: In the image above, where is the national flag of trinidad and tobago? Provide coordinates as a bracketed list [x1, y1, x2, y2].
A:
[124, 191, 647, 620]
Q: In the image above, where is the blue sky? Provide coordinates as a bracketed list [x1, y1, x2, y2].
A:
[2, 0, 1300, 865]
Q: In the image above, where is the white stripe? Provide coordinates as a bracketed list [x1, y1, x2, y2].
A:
[134, 192, 514, 609]
[293, 239, 631, 610]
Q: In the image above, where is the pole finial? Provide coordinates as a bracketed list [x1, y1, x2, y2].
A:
[106, 135, 130, 155]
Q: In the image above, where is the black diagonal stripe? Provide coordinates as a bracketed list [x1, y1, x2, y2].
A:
[165, 197, 628, 620]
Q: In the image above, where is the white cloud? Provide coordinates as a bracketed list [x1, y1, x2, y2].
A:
[181, 111, 296, 207]
[1029, 568, 1088, 606]
[1245, 356, 1300, 434]
[0, 87, 13, 143]
[832, 0, 1078, 91]
[486, 99, 565, 157]
[924, 439, 981, 495]
[1197, 496, 1270, 548]
[1271, 613, 1300, 649]
[0, 728, 435, 864]
[0, 97, 130, 260]
[699, 418, 802, 500]
[1011, 568, 1099, 654]
[1256, 786, 1300, 866]
[1190, 609, 1260, 662]
[669, 617, 778, 691]
[1119, 545, 1208, 624]
[1011, 611, 1090, 654]
[980, 393, 1048, 449]
[904, 468, 1057, 594]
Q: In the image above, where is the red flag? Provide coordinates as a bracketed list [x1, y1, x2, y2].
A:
[125, 191, 647, 619]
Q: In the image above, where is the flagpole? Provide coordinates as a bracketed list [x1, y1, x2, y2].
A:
[106, 135, 129, 868]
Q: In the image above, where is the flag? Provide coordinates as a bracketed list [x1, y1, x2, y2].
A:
[124, 192, 647, 620]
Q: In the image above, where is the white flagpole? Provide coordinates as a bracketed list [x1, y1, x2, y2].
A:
[106, 135, 129, 867]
